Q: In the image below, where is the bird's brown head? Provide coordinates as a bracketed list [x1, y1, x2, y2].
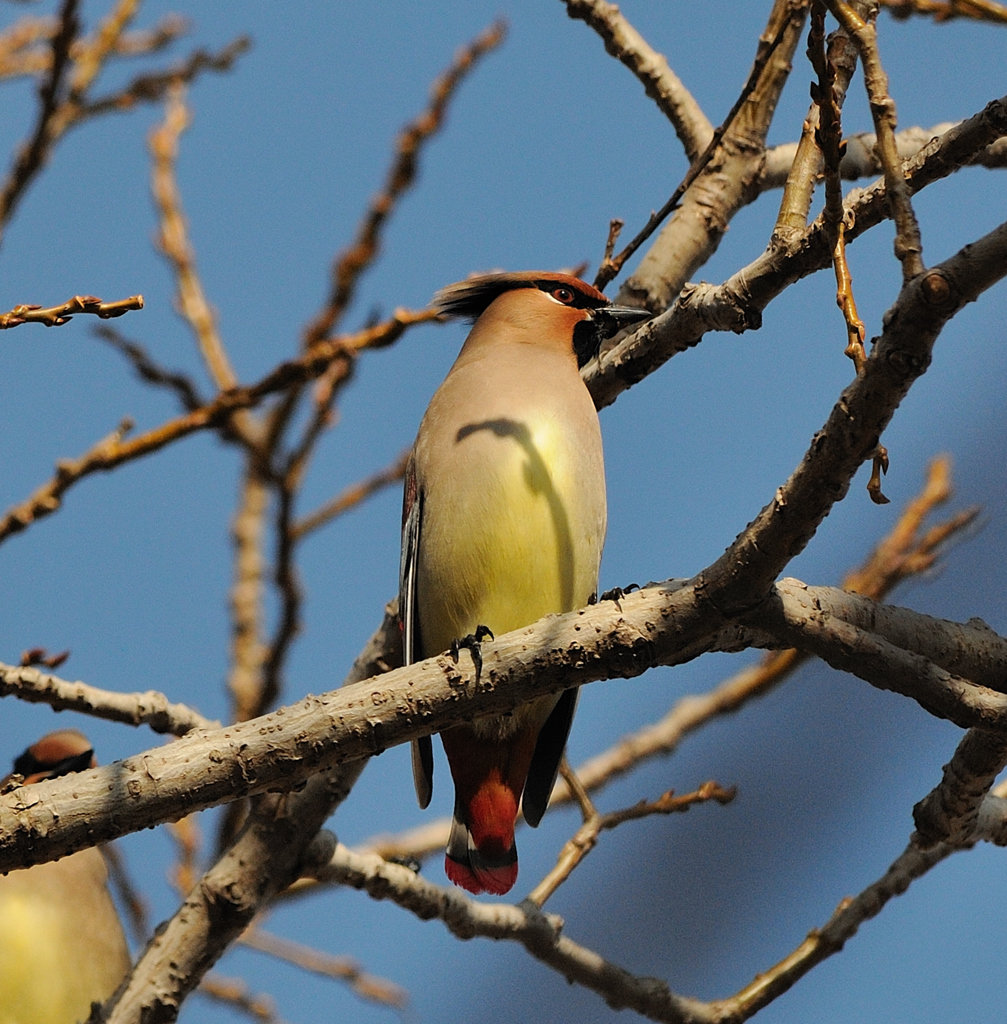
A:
[6, 729, 96, 787]
[433, 271, 650, 368]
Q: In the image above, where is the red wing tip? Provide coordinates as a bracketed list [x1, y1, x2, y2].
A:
[445, 856, 518, 896]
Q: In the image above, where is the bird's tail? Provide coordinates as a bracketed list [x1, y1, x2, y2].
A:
[444, 783, 519, 895]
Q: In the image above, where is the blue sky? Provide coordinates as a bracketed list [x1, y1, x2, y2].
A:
[2, 3, 1007, 1022]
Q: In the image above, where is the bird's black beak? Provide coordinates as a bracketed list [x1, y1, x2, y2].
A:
[594, 304, 651, 339]
[574, 304, 652, 367]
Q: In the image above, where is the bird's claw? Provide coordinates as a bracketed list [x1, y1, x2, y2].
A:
[599, 583, 639, 609]
[450, 625, 495, 682]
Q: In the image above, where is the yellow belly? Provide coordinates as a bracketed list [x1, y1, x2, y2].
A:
[416, 412, 604, 659]
[0, 855, 130, 1024]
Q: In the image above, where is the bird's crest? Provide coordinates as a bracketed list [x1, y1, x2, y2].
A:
[433, 271, 609, 321]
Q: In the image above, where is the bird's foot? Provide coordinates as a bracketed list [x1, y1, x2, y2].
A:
[598, 583, 640, 609]
[450, 625, 494, 682]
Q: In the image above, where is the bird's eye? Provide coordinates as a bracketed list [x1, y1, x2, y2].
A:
[553, 287, 575, 305]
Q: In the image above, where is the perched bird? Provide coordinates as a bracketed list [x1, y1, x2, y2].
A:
[0, 730, 131, 1024]
[400, 271, 649, 895]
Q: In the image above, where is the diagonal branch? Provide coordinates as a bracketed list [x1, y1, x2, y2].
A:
[561, 0, 713, 162]
[826, 0, 926, 280]
[302, 21, 506, 348]
[0, 0, 80, 242]
[596, 0, 807, 293]
[615, 0, 809, 310]
[292, 448, 410, 539]
[94, 324, 203, 410]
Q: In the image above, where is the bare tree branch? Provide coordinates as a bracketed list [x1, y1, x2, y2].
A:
[292, 448, 410, 539]
[615, 0, 808, 309]
[0, 292, 142, 329]
[198, 974, 291, 1024]
[587, 94, 1007, 410]
[93, 324, 204, 410]
[319, 842, 715, 1024]
[100, 603, 402, 1024]
[239, 928, 409, 1011]
[0, 0, 80, 241]
[10, 568, 1007, 877]
[0, 661, 216, 735]
[598, 0, 808, 294]
[354, 456, 976, 865]
[561, 0, 713, 162]
[301, 21, 506, 348]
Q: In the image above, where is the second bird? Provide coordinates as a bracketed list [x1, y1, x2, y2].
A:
[400, 271, 649, 895]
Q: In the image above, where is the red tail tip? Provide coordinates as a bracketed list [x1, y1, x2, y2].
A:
[445, 855, 518, 896]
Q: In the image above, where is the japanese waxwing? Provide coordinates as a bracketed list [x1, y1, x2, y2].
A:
[400, 271, 650, 895]
[0, 729, 131, 1024]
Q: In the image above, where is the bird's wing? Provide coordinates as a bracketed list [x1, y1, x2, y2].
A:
[400, 456, 433, 808]
[521, 687, 579, 826]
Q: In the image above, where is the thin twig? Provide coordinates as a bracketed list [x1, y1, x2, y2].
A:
[168, 812, 201, 897]
[102, 841, 151, 944]
[67, 0, 140, 103]
[302, 21, 506, 348]
[713, 840, 954, 1019]
[0, 0, 79, 240]
[148, 80, 261, 455]
[558, 757, 597, 824]
[240, 927, 409, 1011]
[79, 36, 251, 119]
[867, 443, 891, 505]
[0, 320, 428, 546]
[808, 2, 868, 373]
[94, 325, 203, 410]
[292, 448, 410, 539]
[527, 780, 735, 908]
[0, 15, 189, 80]
[198, 974, 291, 1024]
[0, 292, 142, 329]
[882, 0, 1007, 21]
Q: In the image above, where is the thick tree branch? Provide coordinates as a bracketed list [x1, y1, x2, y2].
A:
[655, 219, 1007, 618]
[8, 575, 1007, 874]
[761, 120, 1007, 191]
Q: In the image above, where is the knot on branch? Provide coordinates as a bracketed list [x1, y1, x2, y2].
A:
[920, 270, 955, 309]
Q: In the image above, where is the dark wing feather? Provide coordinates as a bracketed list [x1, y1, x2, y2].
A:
[400, 457, 433, 809]
[522, 687, 579, 827]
